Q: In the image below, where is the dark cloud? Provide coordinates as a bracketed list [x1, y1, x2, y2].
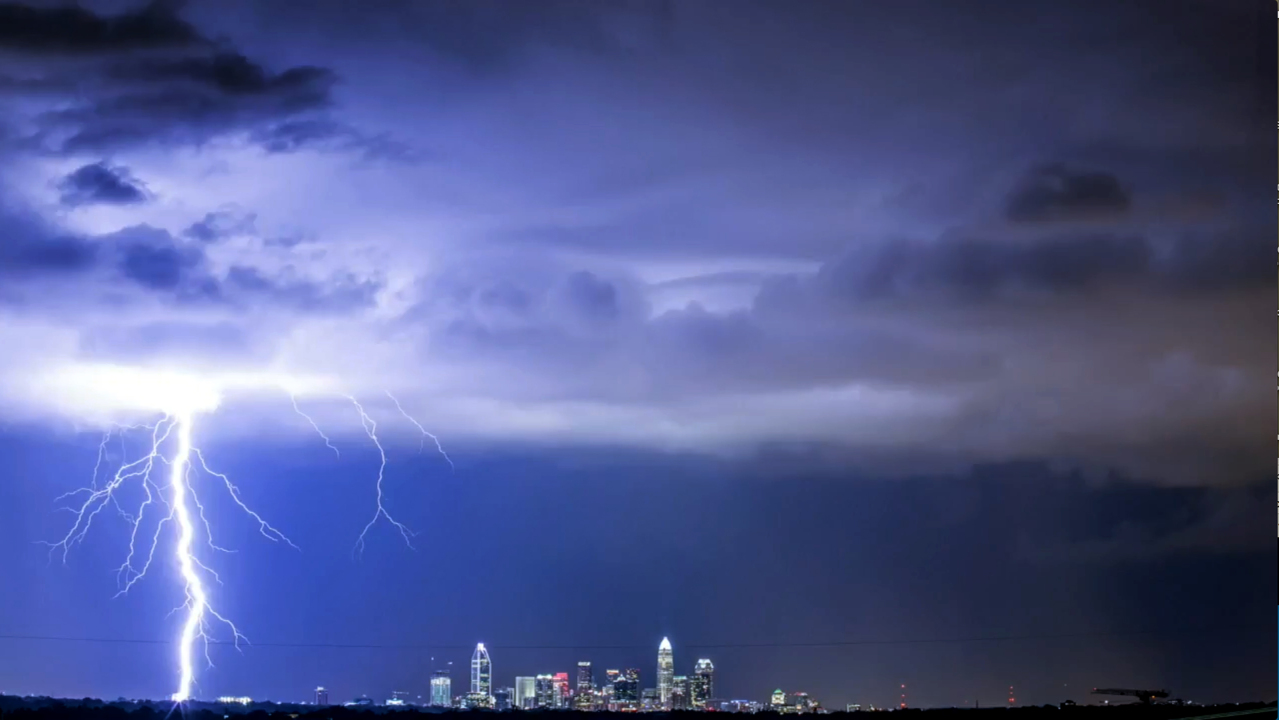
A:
[249, 119, 421, 162]
[56, 161, 150, 207]
[36, 52, 336, 154]
[0, 2, 414, 157]
[106, 53, 334, 99]
[1005, 164, 1132, 223]
[792, 230, 1269, 308]
[0, 0, 204, 55]
[0, 208, 98, 276]
[109, 225, 207, 291]
[184, 207, 257, 242]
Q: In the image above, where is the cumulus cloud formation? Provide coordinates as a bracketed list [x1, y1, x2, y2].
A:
[0, 0, 1270, 489]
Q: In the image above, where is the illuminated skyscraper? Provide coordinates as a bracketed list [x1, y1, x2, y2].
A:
[672, 677, 689, 710]
[494, 687, 513, 711]
[535, 675, 556, 708]
[691, 659, 714, 708]
[614, 668, 640, 709]
[515, 677, 537, 709]
[553, 672, 570, 707]
[771, 689, 786, 709]
[315, 687, 329, 707]
[431, 670, 452, 707]
[471, 643, 492, 698]
[577, 661, 593, 693]
[657, 637, 674, 707]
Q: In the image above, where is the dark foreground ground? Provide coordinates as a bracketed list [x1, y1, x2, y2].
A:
[0, 699, 1274, 720]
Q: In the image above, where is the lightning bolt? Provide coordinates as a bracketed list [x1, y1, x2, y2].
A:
[347, 396, 415, 556]
[289, 393, 340, 457]
[47, 387, 447, 701]
[384, 391, 454, 470]
[46, 412, 294, 702]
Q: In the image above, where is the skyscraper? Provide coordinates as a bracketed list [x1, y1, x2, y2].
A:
[431, 670, 452, 707]
[657, 637, 674, 708]
[691, 659, 714, 708]
[614, 668, 640, 709]
[471, 643, 492, 698]
[494, 687, 513, 711]
[672, 677, 689, 710]
[515, 677, 537, 709]
[577, 661, 593, 694]
[315, 687, 329, 707]
[552, 672, 570, 707]
[535, 674, 556, 709]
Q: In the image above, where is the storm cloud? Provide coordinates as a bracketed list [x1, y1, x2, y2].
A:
[0, 0, 397, 156]
[0, 0, 1270, 490]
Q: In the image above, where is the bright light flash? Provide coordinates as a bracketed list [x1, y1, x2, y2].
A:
[48, 409, 293, 703]
[43, 363, 452, 701]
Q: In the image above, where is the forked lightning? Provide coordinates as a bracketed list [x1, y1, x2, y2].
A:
[48, 390, 450, 702]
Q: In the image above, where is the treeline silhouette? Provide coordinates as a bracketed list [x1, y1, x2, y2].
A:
[0, 698, 1275, 720]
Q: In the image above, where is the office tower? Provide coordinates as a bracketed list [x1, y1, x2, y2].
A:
[535, 675, 556, 709]
[672, 677, 689, 710]
[515, 677, 537, 709]
[431, 670, 452, 707]
[642, 688, 661, 712]
[691, 659, 714, 708]
[657, 637, 674, 708]
[552, 672, 570, 707]
[771, 689, 786, 709]
[574, 687, 597, 711]
[614, 668, 640, 709]
[315, 687, 329, 707]
[471, 643, 492, 698]
[494, 687, 513, 711]
[577, 661, 593, 694]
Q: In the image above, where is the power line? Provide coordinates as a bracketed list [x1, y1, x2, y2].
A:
[0, 624, 1263, 651]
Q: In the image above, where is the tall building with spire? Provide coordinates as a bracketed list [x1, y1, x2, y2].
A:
[471, 643, 492, 698]
[657, 637, 674, 707]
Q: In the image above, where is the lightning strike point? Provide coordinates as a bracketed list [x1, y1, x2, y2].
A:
[50, 411, 289, 702]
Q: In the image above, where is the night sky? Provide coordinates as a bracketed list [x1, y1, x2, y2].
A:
[0, 0, 1275, 710]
